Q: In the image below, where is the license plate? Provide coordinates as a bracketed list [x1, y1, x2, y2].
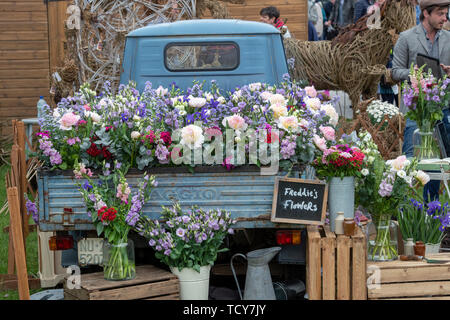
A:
[78, 238, 104, 266]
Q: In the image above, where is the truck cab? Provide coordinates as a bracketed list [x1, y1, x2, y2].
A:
[120, 19, 289, 92]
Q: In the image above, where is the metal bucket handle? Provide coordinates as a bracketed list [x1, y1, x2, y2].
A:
[230, 253, 247, 300]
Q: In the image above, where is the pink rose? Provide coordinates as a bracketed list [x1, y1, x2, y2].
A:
[313, 134, 327, 152]
[83, 104, 91, 111]
[59, 112, 80, 130]
[222, 114, 248, 131]
[305, 86, 317, 98]
[319, 126, 335, 141]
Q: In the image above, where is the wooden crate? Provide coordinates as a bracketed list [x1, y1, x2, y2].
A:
[367, 254, 450, 300]
[64, 265, 180, 300]
[306, 225, 367, 300]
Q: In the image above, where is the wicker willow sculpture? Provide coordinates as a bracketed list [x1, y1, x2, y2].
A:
[284, 0, 416, 114]
[51, 0, 244, 103]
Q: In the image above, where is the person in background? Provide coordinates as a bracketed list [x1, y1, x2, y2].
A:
[354, 0, 374, 22]
[260, 6, 292, 39]
[392, 0, 450, 202]
[323, 0, 339, 39]
[326, 0, 355, 29]
[310, 0, 325, 39]
[308, 20, 319, 40]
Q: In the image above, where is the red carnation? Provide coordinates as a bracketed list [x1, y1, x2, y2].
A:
[160, 131, 172, 145]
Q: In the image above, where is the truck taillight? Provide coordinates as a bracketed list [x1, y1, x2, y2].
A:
[276, 230, 301, 245]
[49, 235, 74, 250]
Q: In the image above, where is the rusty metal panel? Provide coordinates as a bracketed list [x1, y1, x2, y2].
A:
[37, 168, 306, 231]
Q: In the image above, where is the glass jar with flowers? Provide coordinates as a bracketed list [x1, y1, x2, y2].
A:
[356, 154, 430, 261]
[74, 161, 157, 280]
[402, 65, 450, 160]
[312, 132, 365, 232]
[133, 200, 236, 300]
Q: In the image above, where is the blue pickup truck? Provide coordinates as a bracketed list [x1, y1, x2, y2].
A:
[38, 19, 308, 272]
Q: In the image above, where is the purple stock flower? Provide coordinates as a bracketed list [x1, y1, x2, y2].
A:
[25, 199, 39, 225]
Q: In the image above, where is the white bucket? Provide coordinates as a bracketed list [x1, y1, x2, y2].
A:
[170, 265, 211, 300]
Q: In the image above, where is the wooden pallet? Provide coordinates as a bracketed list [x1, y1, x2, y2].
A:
[64, 265, 180, 300]
[367, 253, 450, 300]
[306, 225, 367, 300]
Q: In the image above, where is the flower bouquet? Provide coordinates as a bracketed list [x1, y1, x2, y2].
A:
[133, 200, 235, 299]
[356, 154, 430, 261]
[398, 197, 450, 249]
[74, 161, 156, 280]
[35, 78, 339, 173]
[312, 132, 365, 231]
[402, 64, 450, 159]
[134, 199, 235, 273]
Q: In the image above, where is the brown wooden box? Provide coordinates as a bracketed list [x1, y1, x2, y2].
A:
[367, 254, 450, 300]
[64, 265, 180, 300]
[306, 225, 367, 300]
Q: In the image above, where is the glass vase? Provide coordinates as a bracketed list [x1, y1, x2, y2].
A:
[413, 121, 440, 160]
[368, 216, 398, 261]
[103, 238, 136, 281]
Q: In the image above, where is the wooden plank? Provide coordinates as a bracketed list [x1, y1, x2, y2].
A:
[0, 50, 49, 60]
[48, 0, 71, 72]
[80, 265, 176, 291]
[7, 227, 15, 274]
[0, 69, 49, 80]
[0, 41, 49, 51]
[89, 279, 180, 300]
[0, 97, 47, 109]
[321, 225, 336, 300]
[374, 265, 450, 284]
[7, 187, 30, 300]
[0, 88, 50, 99]
[336, 235, 351, 300]
[0, 59, 49, 70]
[0, 275, 41, 291]
[0, 79, 50, 89]
[306, 225, 321, 300]
[382, 296, 450, 300]
[0, 2, 46, 12]
[16, 122, 29, 241]
[0, 22, 47, 32]
[352, 227, 367, 300]
[146, 293, 180, 300]
[0, 31, 48, 41]
[0, 12, 47, 22]
[368, 281, 450, 299]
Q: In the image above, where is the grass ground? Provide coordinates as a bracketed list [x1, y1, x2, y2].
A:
[0, 164, 43, 300]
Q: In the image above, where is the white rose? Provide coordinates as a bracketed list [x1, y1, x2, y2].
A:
[133, 115, 141, 121]
[188, 96, 207, 108]
[269, 94, 287, 106]
[416, 170, 430, 185]
[321, 104, 339, 126]
[361, 168, 369, 176]
[368, 156, 375, 163]
[269, 103, 288, 119]
[131, 131, 140, 139]
[180, 125, 204, 149]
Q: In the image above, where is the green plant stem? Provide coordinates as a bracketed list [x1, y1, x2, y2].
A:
[369, 216, 398, 261]
[104, 236, 135, 280]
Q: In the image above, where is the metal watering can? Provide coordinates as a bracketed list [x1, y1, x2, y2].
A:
[230, 247, 282, 300]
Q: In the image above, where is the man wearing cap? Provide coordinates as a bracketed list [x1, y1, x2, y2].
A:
[392, 0, 450, 202]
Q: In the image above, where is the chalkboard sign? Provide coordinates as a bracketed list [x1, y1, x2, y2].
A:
[271, 177, 328, 225]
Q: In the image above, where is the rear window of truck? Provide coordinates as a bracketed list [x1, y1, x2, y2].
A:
[164, 42, 239, 71]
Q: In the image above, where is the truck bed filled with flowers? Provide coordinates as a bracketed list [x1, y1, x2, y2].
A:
[35, 78, 339, 172]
